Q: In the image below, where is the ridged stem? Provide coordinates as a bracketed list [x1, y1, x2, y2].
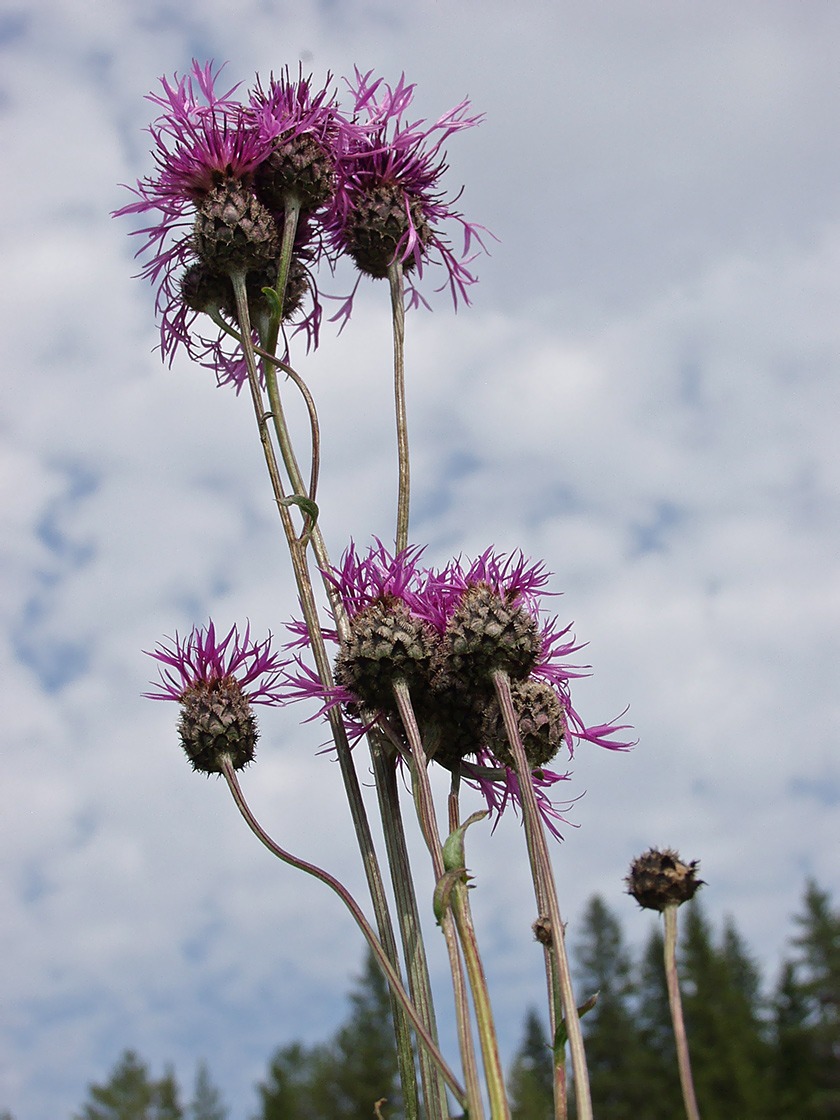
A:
[388, 260, 410, 552]
[491, 670, 591, 1120]
[369, 740, 451, 1120]
[394, 678, 509, 1120]
[664, 904, 702, 1120]
[229, 270, 420, 1117]
[219, 757, 466, 1111]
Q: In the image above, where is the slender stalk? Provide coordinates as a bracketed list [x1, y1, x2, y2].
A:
[368, 739, 450, 1120]
[387, 259, 410, 552]
[491, 670, 592, 1120]
[664, 904, 702, 1120]
[229, 270, 420, 1117]
[394, 679, 510, 1120]
[264, 194, 302, 359]
[219, 757, 467, 1111]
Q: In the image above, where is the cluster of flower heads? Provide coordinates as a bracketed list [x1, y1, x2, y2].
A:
[285, 543, 633, 837]
[116, 61, 488, 389]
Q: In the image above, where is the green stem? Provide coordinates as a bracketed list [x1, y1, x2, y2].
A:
[369, 739, 451, 1120]
[264, 194, 302, 358]
[388, 260, 410, 552]
[394, 679, 507, 1120]
[219, 757, 467, 1111]
[491, 670, 592, 1120]
[229, 270, 420, 1117]
[664, 904, 702, 1120]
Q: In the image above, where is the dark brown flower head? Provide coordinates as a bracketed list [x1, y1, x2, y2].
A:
[177, 676, 259, 774]
[434, 582, 541, 694]
[193, 177, 279, 274]
[335, 595, 436, 713]
[416, 680, 486, 767]
[481, 678, 566, 770]
[625, 847, 704, 911]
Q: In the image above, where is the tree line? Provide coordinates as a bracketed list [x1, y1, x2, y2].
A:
[27, 877, 837, 1119]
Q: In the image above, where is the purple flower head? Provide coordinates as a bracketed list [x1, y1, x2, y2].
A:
[323, 539, 430, 620]
[115, 61, 326, 384]
[324, 69, 492, 324]
[145, 620, 286, 705]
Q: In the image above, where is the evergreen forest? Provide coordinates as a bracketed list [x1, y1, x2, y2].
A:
[29, 878, 838, 1120]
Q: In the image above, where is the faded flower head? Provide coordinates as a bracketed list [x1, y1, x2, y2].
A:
[145, 621, 286, 773]
[325, 70, 490, 323]
[625, 847, 705, 911]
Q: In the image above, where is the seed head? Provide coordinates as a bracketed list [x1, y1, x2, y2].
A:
[625, 848, 704, 911]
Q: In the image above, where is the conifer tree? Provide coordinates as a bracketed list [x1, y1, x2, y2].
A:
[772, 959, 820, 1119]
[787, 879, 840, 1117]
[256, 951, 401, 1120]
[254, 1042, 321, 1120]
[573, 895, 648, 1118]
[680, 903, 771, 1119]
[508, 1009, 553, 1120]
[74, 1050, 184, 1120]
[189, 1063, 228, 1120]
[635, 926, 682, 1119]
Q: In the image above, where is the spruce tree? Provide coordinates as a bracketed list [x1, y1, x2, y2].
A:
[311, 951, 402, 1119]
[189, 1063, 227, 1120]
[787, 879, 840, 1117]
[74, 1050, 184, 1120]
[772, 959, 820, 1118]
[508, 1009, 553, 1120]
[635, 926, 682, 1119]
[572, 895, 648, 1118]
[254, 1042, 321, 1120]
[680, 902, 771, 1119]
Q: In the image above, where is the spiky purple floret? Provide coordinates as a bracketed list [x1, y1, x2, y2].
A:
[145, 621, 286, 704]
[425, 549, 635, 756]
[115, 61, 325, 379]
[461, 751, 579, 841]
[248, 68, 347, 159]
[322, 539, 430, 618]
[325, 69, 491, 323]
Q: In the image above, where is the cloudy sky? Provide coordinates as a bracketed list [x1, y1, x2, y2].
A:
[2, 0, 839, 1116]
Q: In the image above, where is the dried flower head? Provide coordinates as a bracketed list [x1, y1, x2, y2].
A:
[625, 848, 704, 911]
[145, 621, 286, 773]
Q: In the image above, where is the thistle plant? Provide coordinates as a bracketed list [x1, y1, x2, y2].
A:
[119, 58, 633, 1120]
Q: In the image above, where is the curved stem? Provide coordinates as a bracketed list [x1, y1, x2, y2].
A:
[219, 757, 466, 1110]
[664, 904, 702, 1120]
[491, 670, 592, 1120]
[387, 259, 410, 552]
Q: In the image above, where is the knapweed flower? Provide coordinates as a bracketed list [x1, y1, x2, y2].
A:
[324, 70, 490, 323]
[626, 848, 704, 912]
[145, 621, 286, 773]
[285, 542, 632, 838]
[115, 61, 328, 388]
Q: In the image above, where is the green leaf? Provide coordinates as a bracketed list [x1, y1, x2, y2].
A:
[441, 810, 488, 873]
[277, 495, 319, 522]
[261, 286, 284, 318]
[553, 992, 598, 1055]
